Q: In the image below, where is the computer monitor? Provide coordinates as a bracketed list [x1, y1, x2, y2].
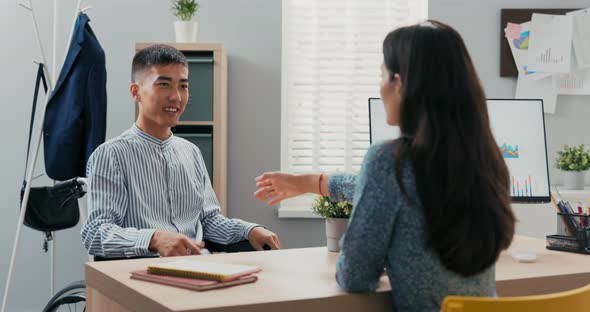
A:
[487, 99, 550, 203]
[368, 98, 551, 203]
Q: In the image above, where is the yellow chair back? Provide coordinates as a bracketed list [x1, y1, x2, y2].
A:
[441, 284, 590, 312]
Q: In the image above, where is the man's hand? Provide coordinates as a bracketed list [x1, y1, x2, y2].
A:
[248, 227, 281, 251]
[149, 230, 205, 257]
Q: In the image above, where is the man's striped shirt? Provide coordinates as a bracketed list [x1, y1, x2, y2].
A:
[81, 124, 257, 258]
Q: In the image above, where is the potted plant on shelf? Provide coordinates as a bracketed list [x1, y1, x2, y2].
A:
[171, 0, 199, 43]
[555, 144, 590, 190]
[312, 196, 352, 252]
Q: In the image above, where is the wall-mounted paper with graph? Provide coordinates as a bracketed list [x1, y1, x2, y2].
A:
[504, 22, 550, 80]
[505, 20, 557, 113]
[503, 9, 590, 114]
[567, 9, 590, 69]
[552, 57, 590, 95]
[527, 13, 573, 73]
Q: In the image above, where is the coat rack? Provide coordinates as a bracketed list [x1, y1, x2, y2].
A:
[1, 1, 91, 311]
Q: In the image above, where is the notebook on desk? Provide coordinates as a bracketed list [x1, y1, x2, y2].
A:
[147, 259, 261, 282]
[130, 270, 258, 291]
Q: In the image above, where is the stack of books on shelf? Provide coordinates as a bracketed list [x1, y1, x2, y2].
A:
[130, 259, 261, 291]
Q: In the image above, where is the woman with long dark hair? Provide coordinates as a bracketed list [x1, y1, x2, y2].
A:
[255, 20, 515, 311]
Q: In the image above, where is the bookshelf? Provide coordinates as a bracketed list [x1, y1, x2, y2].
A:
[135, 42, 228, 215]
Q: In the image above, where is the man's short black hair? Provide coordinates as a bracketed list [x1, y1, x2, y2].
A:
[131, 44, 187, 82]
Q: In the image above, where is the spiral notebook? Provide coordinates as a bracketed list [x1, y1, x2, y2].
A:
[147, 259, 261, 282]
[130, 270, 258, 291]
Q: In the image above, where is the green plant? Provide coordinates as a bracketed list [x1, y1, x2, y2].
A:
[555, 144, 590, 171]
[171, 0, 199, 21]
[311, 196, 352, 219]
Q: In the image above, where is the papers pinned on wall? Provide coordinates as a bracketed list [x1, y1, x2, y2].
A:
[552, 58, 590, 95]
[567, 9, 590, 69]
[504, 22, 550, 81]
[527, 14, 573, 73]
[504, 8, 590, 114]
[516, 76, 557, 114]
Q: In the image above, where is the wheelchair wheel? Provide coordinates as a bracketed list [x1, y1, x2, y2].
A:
[42, 280, 86, 312]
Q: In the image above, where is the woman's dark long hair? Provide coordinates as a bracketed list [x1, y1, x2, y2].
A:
[384, 20, 515, 276]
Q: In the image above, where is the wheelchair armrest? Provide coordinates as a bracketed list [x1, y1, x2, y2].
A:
[203, 240, 256, 253]
[93, 255, 158, 262]
[93, 241, 268, 261]
[204, 240, 271, 253]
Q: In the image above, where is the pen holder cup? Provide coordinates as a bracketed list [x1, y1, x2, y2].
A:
[556, 214, 590, 235]
[547, 213, 590, 255]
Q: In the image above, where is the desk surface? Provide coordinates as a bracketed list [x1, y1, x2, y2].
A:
[495, 235, 590, 296]
[85, 235, 590, 312]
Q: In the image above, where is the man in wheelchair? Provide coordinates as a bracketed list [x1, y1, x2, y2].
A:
[81, 44, 280, 260]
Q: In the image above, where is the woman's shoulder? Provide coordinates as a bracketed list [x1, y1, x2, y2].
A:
[364, 139, 400, 167]
[363, 139, 415, 184]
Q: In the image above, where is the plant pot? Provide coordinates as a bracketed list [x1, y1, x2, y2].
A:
[174, 21, 198, 43]
[563, 170, 586, 190]
[325, 218, 349, 252]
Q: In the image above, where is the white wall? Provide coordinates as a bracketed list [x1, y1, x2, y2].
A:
[429, 0, 590, 239]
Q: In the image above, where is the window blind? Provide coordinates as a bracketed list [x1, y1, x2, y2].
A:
[280, 0, 427, 216]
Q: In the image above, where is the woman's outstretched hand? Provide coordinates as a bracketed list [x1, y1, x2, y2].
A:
[254, 172, 310, 205]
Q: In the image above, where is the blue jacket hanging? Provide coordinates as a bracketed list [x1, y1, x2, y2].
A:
[43, 13, 107, 180]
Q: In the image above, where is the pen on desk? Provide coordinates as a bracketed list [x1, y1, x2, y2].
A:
[555, 188, 574, 213]
[557, 200, 574, 236]
[551, 188, 580, 234]
[550, 192, 561, 212]
[558, 202, 568, 214]
[558, 201, 580, 234]
[577, 206, 586, 227]
[565, 201, 575, 214]
[551, 188, 567, 212]
[551, 192, 573, 235]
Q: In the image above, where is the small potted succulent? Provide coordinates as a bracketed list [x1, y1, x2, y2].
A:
[555, 144, 590, 190]
[171, 0, 199, 42]
[312, 196, 352, 252]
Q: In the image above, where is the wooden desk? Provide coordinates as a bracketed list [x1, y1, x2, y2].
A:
[495, 236, 590, 296]
[85, 236, 590, 312]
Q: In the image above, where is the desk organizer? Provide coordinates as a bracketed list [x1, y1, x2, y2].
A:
[546, 213, 590, 255]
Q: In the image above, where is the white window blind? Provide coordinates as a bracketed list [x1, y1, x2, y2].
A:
[280, 0, 427, 217]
